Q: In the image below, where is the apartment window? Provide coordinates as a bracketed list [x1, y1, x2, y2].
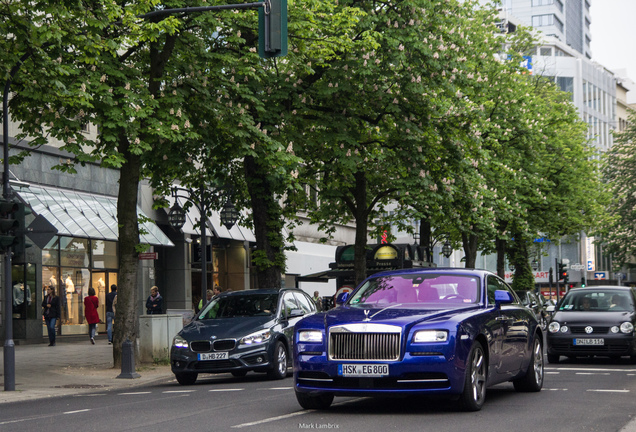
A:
[556, 77, 573, 96]
[540, 47, 552, 56]
[532, 14, 562, 32]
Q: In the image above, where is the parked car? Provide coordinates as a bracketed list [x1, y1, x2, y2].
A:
[547, 286, 636, 363]
[171, 288, 316, 385]
[293, 268, 544, 412]
[517, 290, 549, 330]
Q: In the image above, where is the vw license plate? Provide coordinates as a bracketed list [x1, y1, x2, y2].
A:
[574, 338, 604, 346]
[338, 364, 389, 377]
[198, 352, 229, 360]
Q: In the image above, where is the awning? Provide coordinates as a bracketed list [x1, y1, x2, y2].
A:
[16, 184, 174, 247]
[167, 195, 255, 242]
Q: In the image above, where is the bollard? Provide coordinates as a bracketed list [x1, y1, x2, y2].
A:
[117, 339, 141, 379]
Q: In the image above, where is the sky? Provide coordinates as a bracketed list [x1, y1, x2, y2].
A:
[589, 0, 636, 84]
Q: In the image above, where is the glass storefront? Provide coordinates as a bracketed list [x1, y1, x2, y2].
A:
[40, 236, 118, 336]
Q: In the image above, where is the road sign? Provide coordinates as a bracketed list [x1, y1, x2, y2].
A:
[139, 252, 158, 260]
[594, 272, 606, 280]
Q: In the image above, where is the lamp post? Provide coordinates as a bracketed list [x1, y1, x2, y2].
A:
[168, 183, 238, 306]
[442, 239, 453, 259]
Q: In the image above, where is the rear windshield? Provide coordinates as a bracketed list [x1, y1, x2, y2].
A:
[558, 290, 633, 312]
[348, 273, 480, 307]
[198, 294, 278, 319]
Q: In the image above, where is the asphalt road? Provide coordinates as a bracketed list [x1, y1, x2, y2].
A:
[1, 358, 635, 432]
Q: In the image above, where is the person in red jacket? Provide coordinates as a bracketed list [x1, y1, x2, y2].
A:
[84, 287, 100, 344]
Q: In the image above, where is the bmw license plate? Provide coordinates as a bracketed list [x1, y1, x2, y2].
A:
[573, 338, 604, 346]
[338, 364, 389, 377]
[198, 352, 229, 360]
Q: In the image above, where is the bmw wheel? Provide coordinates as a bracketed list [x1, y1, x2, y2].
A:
[459, 342, 487, 411]
[295, 391, 334, 410]
[267, 341, 288, 380]
[513, 336, 544, 392]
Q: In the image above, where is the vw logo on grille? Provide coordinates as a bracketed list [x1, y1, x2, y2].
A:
[585, 326, 594, 334]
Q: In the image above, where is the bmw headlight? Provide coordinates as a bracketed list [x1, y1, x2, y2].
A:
[548, 322, 561, 333]
[239, 329, 271, 346]
[298, 330, 323, 343]
[620, 322, 634, 334]
[173, 335, 189, 349]
[413, 330, 448, 343]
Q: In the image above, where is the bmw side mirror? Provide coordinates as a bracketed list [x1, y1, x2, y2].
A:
[288, 308, 305, 318]
[494, 290, 514, 308]
[336, 292, 350, 305]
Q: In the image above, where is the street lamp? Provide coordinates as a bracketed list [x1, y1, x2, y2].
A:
[442, 240, 453, 259]
[168, 183, 238, 307]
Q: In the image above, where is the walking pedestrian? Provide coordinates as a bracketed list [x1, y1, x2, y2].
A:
[84, 287, 100, 344]
[42, 285, 61, 346]
[312, 291, 323, 312]
[146, 286, 164, 314]
[105, 284, 117, 344]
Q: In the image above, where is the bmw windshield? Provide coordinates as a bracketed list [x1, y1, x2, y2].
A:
[198, 294, 279, 319]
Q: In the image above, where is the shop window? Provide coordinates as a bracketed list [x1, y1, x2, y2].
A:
[60, 237, 90, 267]
[11, 264, 36, 320]
[91, 239, 118, 269]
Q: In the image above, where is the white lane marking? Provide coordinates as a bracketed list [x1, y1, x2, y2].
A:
[163, 390, 196, 393]
[576, 372, 610, 375]
[118, 391, 153, 395]
[545, 372, 560, 374]
[552, 367, 636, 372]
[75, 393, 108, 397]
[231, 398, 366, 429]
[64, 409, 91, 415]
[209, 388, 244, 392]
[545, 388, 568, 391]
[268, 387, 293, 390]
[587, 389, 630, 393]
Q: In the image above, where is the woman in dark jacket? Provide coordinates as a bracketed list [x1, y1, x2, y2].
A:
[146, 286, 163, 314]
[84, 287, 100, 344]
[42, 285, 61, 346]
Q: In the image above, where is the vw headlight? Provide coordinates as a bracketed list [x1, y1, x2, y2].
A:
[413, 330, 448, 343]
[298, 330, 323, 343]
[173, 335, 189, 349]
[239, 329, 271, 346]
[548, 322, 561, 333]
[620, 322, 634, 334]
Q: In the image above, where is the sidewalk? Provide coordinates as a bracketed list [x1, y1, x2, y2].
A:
[0, 335, 173, 404]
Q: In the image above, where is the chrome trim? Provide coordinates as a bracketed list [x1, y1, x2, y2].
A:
[298, 377, 334, 382]
[328, 324, 402, 361]
[397, 379, 448, 383]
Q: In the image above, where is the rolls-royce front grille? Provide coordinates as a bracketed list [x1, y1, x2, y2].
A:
[329, 332, 401, 361]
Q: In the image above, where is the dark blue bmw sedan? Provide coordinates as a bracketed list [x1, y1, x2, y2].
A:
[293, 268, 544, 411]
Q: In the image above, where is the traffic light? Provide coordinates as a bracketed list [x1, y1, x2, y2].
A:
[0, 198, 19, 253]
[581, 277, 586, 288]
[258, 0, 288, 58]
[557, 261, 567, 281]
[563, 271, 569, 285]
[13, 201, 33, 263]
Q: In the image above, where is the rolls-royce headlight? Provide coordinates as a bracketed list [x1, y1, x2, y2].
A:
[239, 329, 271, 346]
[173, 335, 189, 349]
[548, 322, 560, 333]
[298, 330, 323, 343]
[413, 330, 448, 343]
[620, 322, 634, 334]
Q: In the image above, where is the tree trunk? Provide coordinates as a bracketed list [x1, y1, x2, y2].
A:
[420, 219, 432, 263]
[496, 238, 506, 278]
[112, 142, 141, 368]
[509, 233, 535, 291]
[244, 155, 285, 288]
[461, 232, 478, 268]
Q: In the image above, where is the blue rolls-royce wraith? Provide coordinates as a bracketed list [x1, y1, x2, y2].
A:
[293, 268, 544, 411]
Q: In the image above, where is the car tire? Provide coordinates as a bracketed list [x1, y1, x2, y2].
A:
[295, 390, 334, 410]
[267, 341, 288, 380]
[231, 370, 248, 377]
[459, 342, 487, 412]
[175, 372, 198, 385]
[547, 353, 560, 364]
[513, 336, 544, 392]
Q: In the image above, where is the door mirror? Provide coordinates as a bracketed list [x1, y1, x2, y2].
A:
[336, 292, 350, 305]
[494, 290, 514, 307]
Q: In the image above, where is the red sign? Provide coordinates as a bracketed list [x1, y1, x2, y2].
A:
[138, 252, 158, 260]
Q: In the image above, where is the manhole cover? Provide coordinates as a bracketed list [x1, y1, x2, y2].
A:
[56, 384, 108, 389]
